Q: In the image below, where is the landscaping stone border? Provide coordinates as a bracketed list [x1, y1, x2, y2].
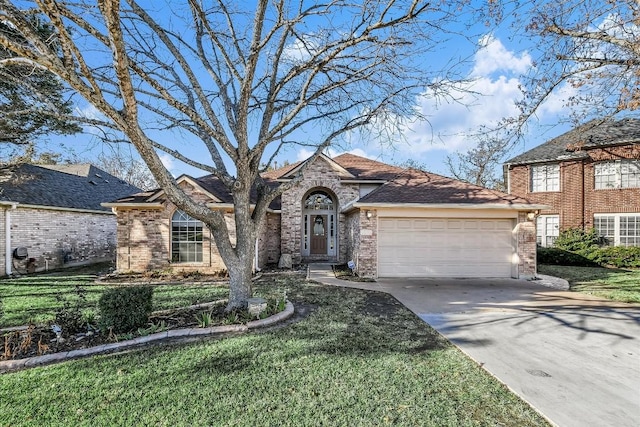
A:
[0, 301, 294, 374]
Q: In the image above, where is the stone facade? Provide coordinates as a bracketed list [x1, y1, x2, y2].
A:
[345, 210, 378, 278]
[508, 145, 640, 231]
[279, 157, 359, 264]
[4, 206, 116, 274]
[515, 211, 537, 278]
[257, 212, 281, 268]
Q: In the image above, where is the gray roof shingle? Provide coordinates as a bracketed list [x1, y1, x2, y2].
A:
[109, 153, 534, 208]
[505, 118, 640, 165]
[0, 163, 141, 211]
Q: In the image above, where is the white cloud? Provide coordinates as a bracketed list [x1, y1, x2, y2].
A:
[398, 75, 523, 155]
[75, 103, 103, 120]
[159, 153, 176, 175]
[282, 34, 321, 63]
[471, 35, 532, 77]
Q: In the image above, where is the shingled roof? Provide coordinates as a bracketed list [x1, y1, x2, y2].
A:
[359, 168, 533, 206]
[107, 152, 536, 208]
[0, 163, 140, 212]
[505, 118, 640, 165]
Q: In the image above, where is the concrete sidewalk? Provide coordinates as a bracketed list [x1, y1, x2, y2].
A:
[308, 264, 640, 427]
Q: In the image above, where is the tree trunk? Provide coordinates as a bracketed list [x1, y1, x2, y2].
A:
[226, 256, 254, 311]
[223, 177, 257, 312]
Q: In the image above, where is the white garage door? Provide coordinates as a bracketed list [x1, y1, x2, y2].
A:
[378, 217, 515, 278]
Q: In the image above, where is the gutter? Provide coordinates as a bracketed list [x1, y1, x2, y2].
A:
[1, 201, 18, 276]
[344, 202, 551, 213]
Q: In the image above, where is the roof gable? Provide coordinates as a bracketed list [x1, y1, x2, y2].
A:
[146, 175, 223, 203]
[279, 153, 355, 179]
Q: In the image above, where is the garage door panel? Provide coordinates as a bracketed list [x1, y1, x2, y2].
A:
[378, 217, 514, 278]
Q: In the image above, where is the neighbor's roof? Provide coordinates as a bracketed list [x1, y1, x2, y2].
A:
[0, 163, 140, 212]
[108, 153, 538, 209]
[506, 118, 640, 165]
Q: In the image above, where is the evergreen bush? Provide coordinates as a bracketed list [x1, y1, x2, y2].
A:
[98, 286, 153, 333]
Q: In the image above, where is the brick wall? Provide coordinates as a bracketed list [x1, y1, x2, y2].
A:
[516, 211, 537, 278]
[257, 212, 281, 267]
[115, 205, 238, 274]
[508, 161, 585, 229]
[583, 146, 640, 228]
[355, 209, 377, 278]
[508, 145, 640, 231]
[115, 181, 233, 273]
[279, 157, 359, 263]
[6, 207, 116, 274]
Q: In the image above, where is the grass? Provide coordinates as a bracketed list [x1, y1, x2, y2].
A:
[0, 272, 229, 328]
[538, 264, 640, 303]
[0, 273, 549, 426]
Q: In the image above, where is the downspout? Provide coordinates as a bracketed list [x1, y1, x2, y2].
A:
[3, 202, 17, 276]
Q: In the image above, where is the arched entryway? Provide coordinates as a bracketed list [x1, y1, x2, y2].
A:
[301, 190, 337, 258]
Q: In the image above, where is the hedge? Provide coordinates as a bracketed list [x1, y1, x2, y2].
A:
[98, 286, 153, 333]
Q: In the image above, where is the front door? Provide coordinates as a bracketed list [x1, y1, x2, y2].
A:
[310, 215, 327, 254]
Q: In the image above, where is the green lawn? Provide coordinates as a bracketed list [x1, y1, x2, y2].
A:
[538, 264, 640, 303]
[0, 272, 229, 328]
[0, 273, 548, 426]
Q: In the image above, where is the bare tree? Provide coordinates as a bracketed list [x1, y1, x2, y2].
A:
[445, 135, 510, 190]
[0, 0, 491, 310]
[94, 150, 157, 190]
[515, 0, 640, 126]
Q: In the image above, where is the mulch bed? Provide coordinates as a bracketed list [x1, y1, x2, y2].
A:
[1, 303, 229, 361]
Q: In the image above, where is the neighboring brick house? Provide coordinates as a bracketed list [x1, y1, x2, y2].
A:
[0, 163, 140, 276]
[504, 118, 640, 247]
[105, 153, 545, 279]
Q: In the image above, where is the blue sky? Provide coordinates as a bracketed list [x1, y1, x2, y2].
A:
[35, 2, 582, 180]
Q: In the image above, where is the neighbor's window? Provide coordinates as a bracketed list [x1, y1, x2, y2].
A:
[594, 215, 615, 245]
[531, 164, 560, 192]
[595, 160, 640, 189]
[171, 210, 203, 263]
[594, 214, 640, 247]
[536, 215, 559, 247]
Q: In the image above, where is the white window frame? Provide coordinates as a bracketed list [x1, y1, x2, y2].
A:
[531, 164, 560, 192]
[536, 215, 560, 247]
[171, 210, 204, 263]
[594, 160, 640, 189]
[594, 213, 640, 246]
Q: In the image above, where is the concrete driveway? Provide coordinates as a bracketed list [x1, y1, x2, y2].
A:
[309, 265, 640, 427]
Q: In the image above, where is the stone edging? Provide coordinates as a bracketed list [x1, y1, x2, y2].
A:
[0, 301, 294, 374]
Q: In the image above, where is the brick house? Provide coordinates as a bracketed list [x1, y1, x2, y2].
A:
[0, 163, 140, 276]
[504, 118, 640, 247]
[104, 153, 545, 279]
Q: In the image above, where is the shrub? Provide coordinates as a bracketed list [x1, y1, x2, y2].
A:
[98, 286, 153, 333]
[537, 247, 599, 267]
[53, 285, 89, 334]
[588, 246, 640, 269]
[0, 296, 3, 322]
[553, 228, 601, 252]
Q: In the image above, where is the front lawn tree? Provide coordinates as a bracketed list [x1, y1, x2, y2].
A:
[0, 0, 488, 310]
